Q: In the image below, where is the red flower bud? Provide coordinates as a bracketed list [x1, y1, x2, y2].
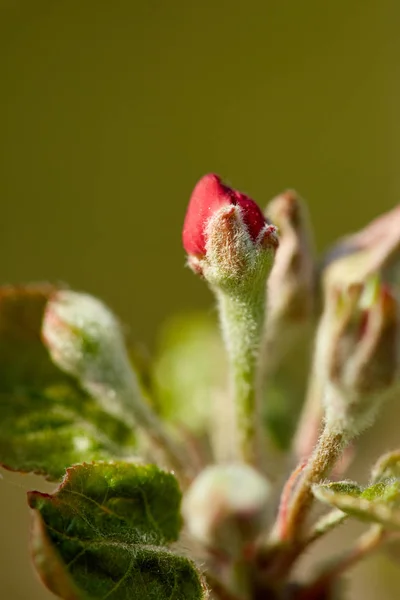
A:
[182, 174, 268, 257]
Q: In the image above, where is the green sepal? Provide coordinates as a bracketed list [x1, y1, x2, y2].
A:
[0, 284, 136, 480]
[28, 462, 206, 600]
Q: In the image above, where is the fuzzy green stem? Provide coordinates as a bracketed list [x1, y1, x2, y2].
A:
[216, 288, 266, 467]
[279, 424, 347, 542]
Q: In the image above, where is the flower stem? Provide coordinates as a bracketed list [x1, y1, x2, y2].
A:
[216, 288, 266, 467]
[278, 423, 347, 542]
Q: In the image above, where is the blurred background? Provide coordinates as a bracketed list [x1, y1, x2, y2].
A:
[0, 0, 400, 598]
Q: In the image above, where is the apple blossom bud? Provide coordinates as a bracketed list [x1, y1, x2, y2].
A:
[260, 191, 315, 454]
[182, 174, 278, 291]
[266, 189, 315, 331]
[183, 175, 279, 466]
[315, 277, 399, 436]
[182, 464, 271, 555]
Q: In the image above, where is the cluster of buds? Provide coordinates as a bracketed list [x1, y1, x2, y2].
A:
[28, 173, 400, 600]
[182, 174, 400, 457]
[30, 172, 400, 600]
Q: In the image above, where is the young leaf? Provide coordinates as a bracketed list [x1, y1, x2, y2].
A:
[28, 462, 206, 600]
[314, 481, 363, 496]
[0, 285, 136, 480]
[313, 480, 400, 529]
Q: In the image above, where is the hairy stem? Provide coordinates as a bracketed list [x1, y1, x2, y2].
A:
[278, 424, 347, 542]
[216, 289, 265, 467]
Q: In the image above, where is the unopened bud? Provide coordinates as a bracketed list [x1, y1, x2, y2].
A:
[183, 176, 279, 467]
[260, 191, 315, 453]
[182, 174, 278, 293]
[182, 464, 271, 555]
[266, 189, 315, 330]
[315, 277, 399, 436]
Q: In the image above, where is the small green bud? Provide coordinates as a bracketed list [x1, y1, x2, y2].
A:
[315, 277, 399, 436]
[182, 464, 271, 555]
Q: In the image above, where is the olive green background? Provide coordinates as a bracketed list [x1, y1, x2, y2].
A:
[1, 0, 400, 598]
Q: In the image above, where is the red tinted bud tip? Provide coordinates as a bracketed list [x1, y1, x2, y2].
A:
[182, 173, 268, 257]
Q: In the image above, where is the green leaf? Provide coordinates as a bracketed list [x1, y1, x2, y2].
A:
[153, 312, 225, 434]
[28, 462, 206, 600]
[0, 284, 136, 480]
[313, 481, 363, 497]
[313, 479, 400, 529]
